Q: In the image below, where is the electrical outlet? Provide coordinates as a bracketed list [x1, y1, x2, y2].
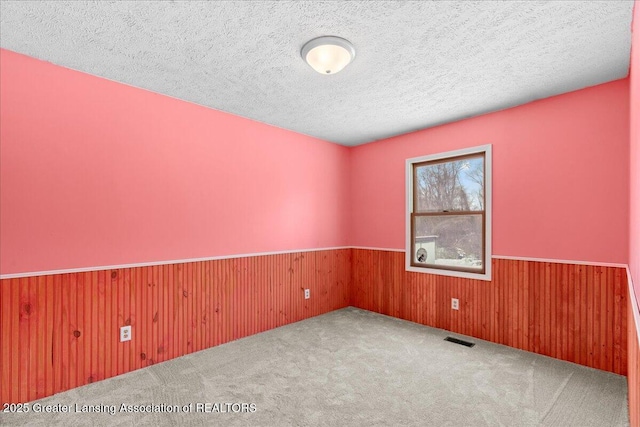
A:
[120, 325, 131, 342]
[451, 298, 459, 310]
[304, 289, 310, 299]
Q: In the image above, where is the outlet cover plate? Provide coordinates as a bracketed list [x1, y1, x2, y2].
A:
[304, 289, 310, 299]
[451, 298, 459, 310]
[120, 325, 131, 342]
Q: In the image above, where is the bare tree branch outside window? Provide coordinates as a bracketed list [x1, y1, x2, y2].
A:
[412, 154, 485, 272]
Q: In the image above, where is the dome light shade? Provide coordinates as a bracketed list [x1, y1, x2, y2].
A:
[301, 36, 355, 75]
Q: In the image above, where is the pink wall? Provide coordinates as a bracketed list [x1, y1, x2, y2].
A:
[1, 45, 633, 275]
[631, 1, 640, 302]
[0, 49, 350, 275]
[349, 80, 630, 264]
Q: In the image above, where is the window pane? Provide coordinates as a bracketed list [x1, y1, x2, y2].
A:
[415, 155, 484, 212]
[413, 214, 483, 270]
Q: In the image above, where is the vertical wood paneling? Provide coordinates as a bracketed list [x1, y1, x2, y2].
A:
[615, 272, 626, 375]
[0, 249, 351, 404]
[1, 280, 11, 401]
[18, 277, 29, 402]
[1, 248, 630, 408]
[28, 277, 39, 400]
[65, 274, 72, 390]
[44, 275, 54, 398]
[350, 249, 628, 376]
[34, 276, 45, 398]
[629, 294, 640, 427]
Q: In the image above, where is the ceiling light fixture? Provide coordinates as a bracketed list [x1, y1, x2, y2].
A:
[301, 36, 355, 75]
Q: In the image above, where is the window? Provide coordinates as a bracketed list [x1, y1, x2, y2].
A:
[406, 145, 491, 280]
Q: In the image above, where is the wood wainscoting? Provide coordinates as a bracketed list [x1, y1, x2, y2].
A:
[629, 289, 640, 427]
[1, 247, 633, 409]
[0, 249, 351, 404]
[351, 249, 628, 376]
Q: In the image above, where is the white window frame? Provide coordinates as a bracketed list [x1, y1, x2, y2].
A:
[406, 144, 492, 281]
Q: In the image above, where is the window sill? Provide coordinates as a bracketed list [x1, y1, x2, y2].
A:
[405, 264, 492, 281]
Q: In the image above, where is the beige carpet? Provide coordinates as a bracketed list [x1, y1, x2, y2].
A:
[1, 307, 629, 426]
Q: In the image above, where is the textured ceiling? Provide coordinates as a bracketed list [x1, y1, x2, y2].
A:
[0, 1, 634, 146]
